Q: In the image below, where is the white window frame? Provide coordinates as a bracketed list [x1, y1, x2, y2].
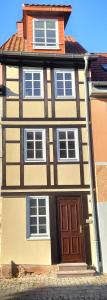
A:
[23, 68, 44, 99]
[24, 129, 46, 162]
[26, 196, 50, 240]
[33, 19, 59, 49]
[57, 128, 79, 162]
[54, 69, 76, 99]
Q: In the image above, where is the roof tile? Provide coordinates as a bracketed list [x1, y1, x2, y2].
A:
[0, 33, 86, 54]
[91, 54, 107, 81]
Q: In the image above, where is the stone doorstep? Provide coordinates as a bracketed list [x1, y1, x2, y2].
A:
[58, 262, 88, 271]
[57, 269, 97, 278]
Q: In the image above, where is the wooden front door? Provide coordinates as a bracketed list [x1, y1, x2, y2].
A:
[58, 196, 85, 263]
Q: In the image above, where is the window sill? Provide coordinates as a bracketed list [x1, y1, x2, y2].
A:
[33, 46, 60, 50]
[24, 159, 46, 163]
[58, 159, 79, 163]
[23, 96, 44, 100]
[26, 236, 51, 241]
[55, 96, 76, 100]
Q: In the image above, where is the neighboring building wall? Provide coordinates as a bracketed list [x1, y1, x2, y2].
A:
[91, 97, 107, 273]
[0, 63, 2, 264]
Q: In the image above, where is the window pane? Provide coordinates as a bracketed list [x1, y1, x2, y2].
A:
[60, 141, 66, 149]
[39, 217, 46, 225]
[25, 89, 32, 96]
[47, 30, 56, 38]
[38, 198, 45, 206]
[30, 217, 37, 225]
[66, 89, 72, 96]
[36, 150, 42, 159]
[25, 73, 32, 80]
[68, 141, 75, 149]
[39, 207, 46, 215]
[27, 141, 34, 149]
[46, 20, 55, 29]
[68, 131, 74, 139]
[27, 150, 34, 159]
[33, 73, 40, 80]
[60, 150, 66, 158]
[30, 198, 37, 207]
[35, 21, 44, 29]
[30, 226, 37, 234]
[39, 225, 46, 233]
[57, 88, 64, 96]
[56, 73, 63, 80]
[34, 89, 40, 96]
[35, 132, 42, 140]
[59, 131, 66, 139]
[27, 132, 33, 140]
[57, 81, 63, 89]
[65, 73, 72, 80]
[65, 81, 72, 89]
[36, 30, 45, 38]
[34, 81, 40, 88]
[68, 150, 75, 158]
[30, 207, 37, 215]
[25, 81, 32, 89]
[35, 38, 45, 44]
[47, 39, 56, 45]
[35, 141, 42, 150]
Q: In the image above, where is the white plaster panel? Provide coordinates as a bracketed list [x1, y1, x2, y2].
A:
[97, 202, 107, 273]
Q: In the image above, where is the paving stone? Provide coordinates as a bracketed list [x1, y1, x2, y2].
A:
[0, 274, 107, 299]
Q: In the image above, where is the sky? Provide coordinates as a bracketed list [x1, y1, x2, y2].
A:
[0, 0, 107, 53]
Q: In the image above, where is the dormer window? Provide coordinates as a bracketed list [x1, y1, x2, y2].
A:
[33, 19, 58, 49]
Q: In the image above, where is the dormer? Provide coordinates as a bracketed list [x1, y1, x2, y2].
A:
[21, 4, 72, 54]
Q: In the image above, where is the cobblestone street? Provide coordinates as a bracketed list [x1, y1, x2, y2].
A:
[0, 274, 107, 300]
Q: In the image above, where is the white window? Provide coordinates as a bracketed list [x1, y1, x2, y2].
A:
[27, 196, 50, 239]
[23, 69, 43, 98]
[33, 19, 58, 49]
[57, 128, 79, 161]
[55, 69, 75, 98]
[24, 129, 46, 162]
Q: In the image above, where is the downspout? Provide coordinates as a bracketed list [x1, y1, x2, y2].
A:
[84, 54, 100, 273]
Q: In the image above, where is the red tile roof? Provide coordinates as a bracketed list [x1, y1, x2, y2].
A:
[65, 36, 86, 54]
[0, 33, 86, 54]
[91, 54, 107, 81]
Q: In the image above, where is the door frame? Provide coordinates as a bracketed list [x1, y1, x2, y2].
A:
[57, 194, 86, 263]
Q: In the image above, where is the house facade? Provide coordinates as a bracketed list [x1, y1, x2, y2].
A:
[0, 4, 101, 275]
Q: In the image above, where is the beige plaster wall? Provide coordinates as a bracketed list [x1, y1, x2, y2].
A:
[6, 165, 20, 186]
[79, 84, 85, 99]
[6, 101, 19, 118]
[6, 143, 20, 163]
[24, 165, 47, 186]
[78, 70, 85, 82]
[23, 101, 44, 118]
[1, 197, 51, 265]
[57, 164, 80, 185]
[6, 128, 20, 141]
[6, 66, 19, 79]
[83, 164, 90, 185]
[6, 81, 19, 98]
[55, 101, 77, 118]
[80, 101, 86, 118]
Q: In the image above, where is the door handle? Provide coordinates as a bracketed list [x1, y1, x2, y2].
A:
[80, 224, 83, 233]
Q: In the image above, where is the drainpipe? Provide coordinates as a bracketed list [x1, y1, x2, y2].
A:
[84, 54, 100, 273]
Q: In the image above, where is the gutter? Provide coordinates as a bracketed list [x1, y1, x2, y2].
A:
[0, 50, 98, 61]
[84, 54, 100, 273]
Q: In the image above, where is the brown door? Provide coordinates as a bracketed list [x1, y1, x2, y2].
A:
[58, 196, 85, 263]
